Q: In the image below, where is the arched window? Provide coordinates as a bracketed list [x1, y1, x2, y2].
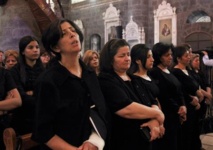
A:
[186, 10, 211, 23]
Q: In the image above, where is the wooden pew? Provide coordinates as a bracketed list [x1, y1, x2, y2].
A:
[3, 128, 38, 150]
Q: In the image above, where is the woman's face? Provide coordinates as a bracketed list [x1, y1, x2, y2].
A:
[40, 53, 50, 65]
[5, 55, 17, 69]
[191, 57, 200, 70]
[89, 53, 99, 69]
[178, 50, 190, 66]
[56, 22, 81, 55]
[145, 50, 154, 70]
[113, 46, 131, 73]
[160, 49, 173, 67]
[23, 40, 40, 61]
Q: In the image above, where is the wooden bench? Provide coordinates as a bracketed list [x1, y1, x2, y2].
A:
[3, 128, 38, 150]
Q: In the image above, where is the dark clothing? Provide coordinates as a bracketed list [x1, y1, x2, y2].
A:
[0, 68, 17, 149]
[189, 69, 210, 148]
[189, 69, 210, 90]
[32, 60, 108, 150]
[130, 74, 159, 106]
[10, 62, 44, 135]
[172, 68, 201, 150]
[149, 67, 185, 150]
[98, 71, 154, 150]
[0, 68, 16, 100]
[189, 69, 209, 118]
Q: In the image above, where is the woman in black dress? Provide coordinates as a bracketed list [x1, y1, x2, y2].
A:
[172, 45, 204, 150]
[149, 42, 187, 150]
[98, 39, 164, 150]
[10, 35, 45, 135]
[0, 67, 21, 149]
[129, 43, 165, 137]
[189, 53, 212, 111]
[32, 19, 108, 150]
[129, 44, 162, 113]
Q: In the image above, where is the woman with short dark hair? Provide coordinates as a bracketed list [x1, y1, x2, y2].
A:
[172, 45, 204, 150]
[32, 18, 108, 150]
[149, 42, 187, 150]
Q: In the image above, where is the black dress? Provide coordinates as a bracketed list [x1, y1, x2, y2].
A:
[150, 67, 185, 150]
[131, 74, 159, 106]
[10, 62, 44, 135]
[189, 69, 210, 118]
[99, 71, 156, 150]
[172, 68, 201, 150]
[32, 60, 108, 150]
[0, 68, 17, 149]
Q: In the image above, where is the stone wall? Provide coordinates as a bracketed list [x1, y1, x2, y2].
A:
[0, 0, 213, 52]
[0, 0, 41, 51]
[69, 0, 213, 49]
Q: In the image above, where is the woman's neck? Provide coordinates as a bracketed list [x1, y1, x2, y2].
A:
[60, 54, 82, 77]
[157, 64, 167, 70]
[26, 59, 37, 67]
[134, 67, 147, 77]
[115, 70, 130, 81]
[175, 63, 186, 70]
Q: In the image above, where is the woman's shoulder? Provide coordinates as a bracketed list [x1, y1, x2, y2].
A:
[0, 67, 8, 77]
[149, 67, 161, 76]
[171, 67, 182, 74]
[98, 72, 115, 79]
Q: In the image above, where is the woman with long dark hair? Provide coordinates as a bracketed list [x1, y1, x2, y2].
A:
[10, 35, 44, 135]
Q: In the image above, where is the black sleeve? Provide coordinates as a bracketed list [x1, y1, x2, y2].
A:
[10, 65, 35, 107]
[98, 76, 133, 113]
[5, 69, 17, 92]
[32, 76, 58, 143]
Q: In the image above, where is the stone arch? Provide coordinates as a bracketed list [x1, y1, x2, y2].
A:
[185, 32, 212, 50]
[177, 5, 213, 44]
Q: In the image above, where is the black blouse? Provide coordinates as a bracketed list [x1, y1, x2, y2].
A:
[131, 74, 159, 107]
[171, 68, 199, 105]
[10, 62, 44, 135]
[0, 68, 16, 100]
[32, 60, 108, 149]
[150, 67, 185, 114]
[99, 71, 152, 150]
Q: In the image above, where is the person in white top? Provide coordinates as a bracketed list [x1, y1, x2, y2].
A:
[202, 51, 213, 66]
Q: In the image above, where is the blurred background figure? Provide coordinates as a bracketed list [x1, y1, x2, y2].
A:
[4, 49, 19, 70]
[202, 51, 213, 66]
[0, 50, 5, 68]
[40, 49, 51, 68]
[189, 53, 212, 123]
[82, 49, 100, 75]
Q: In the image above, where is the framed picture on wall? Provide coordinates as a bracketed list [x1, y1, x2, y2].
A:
[159, 19, 172, 44]
[154, 0, 177, 45]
